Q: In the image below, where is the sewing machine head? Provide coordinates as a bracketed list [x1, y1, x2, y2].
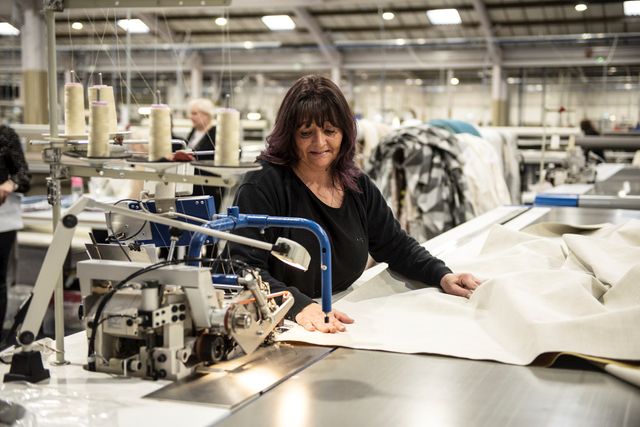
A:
[78, 259, 293, 380]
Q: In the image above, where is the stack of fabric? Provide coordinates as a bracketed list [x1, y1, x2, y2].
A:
[365, 122, 512, 240]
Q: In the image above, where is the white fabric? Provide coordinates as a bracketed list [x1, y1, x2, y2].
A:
[188, 129, 205, 149]
[455, 133, 512, 215]
[277, 220, 640, 367]
[0, 192, 23, 232]
[479, 128, 522, 204]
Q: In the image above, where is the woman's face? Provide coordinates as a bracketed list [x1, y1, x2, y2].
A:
[294, 121, 342, 173]
[190, 108, 211, 131]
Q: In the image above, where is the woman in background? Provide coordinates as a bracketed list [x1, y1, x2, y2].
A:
[0, 125, 31, 342]
[184, 98, 224, 211]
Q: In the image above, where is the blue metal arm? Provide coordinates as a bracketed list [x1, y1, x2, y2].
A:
[188, 206, 333, 315]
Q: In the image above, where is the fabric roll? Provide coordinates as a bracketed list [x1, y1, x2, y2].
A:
[88, 100, 110, 157]
[148, 104, 172, 161]
[64, 82, 85, 136]
[214, 108, 240, 166]
[88, 85, 118, 134]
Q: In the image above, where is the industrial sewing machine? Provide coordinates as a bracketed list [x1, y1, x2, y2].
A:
[5, 196, 333, 383]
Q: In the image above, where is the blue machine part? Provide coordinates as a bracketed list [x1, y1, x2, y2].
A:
[188, 206, 334, 316]
[534, 193, 579, 207]
[128, 196, 216, 247]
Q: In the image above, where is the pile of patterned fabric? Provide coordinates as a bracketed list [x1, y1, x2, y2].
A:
[365, 122, 514, 241]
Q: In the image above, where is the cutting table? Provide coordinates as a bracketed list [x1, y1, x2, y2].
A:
[2, 205, 639, 426]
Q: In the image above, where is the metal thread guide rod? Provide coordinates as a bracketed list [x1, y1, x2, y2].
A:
[44, 5, 69, 366]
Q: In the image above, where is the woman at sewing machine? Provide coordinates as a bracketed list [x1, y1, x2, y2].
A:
[230, 75, 481, 333]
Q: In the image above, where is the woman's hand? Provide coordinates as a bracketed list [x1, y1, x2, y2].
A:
[295, 303, 354, 333]
[440, 272, 483, 298]
[0, 180, 16, 206]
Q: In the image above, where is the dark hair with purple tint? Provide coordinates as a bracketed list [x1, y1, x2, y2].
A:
[259, 74, 361, 192]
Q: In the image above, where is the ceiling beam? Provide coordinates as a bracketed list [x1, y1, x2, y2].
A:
[138, 12, 182, 45]
[471, 0, 501, 63]
[293, 7, 341, 67]
[52, 0, 627, 22]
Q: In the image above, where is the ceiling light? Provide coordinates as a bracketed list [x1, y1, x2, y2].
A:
[261, 15, 295, 31]
[247, 112, 262, 121]
[394, 38, 406, 46]
[416, 38, 427, 44]
[0, 22, 20, 36]
[382, 12, 395, 21]
[450, 77, 460, 85]
[117, 18, 149, 34]
[243, 41, 254, 49]
[71, 22, 83, 30]
[575, 3, 588, 12]
[405, 78, 413, 85]
[414, 79, 423, 85]
[581, 33, 592, 39]
[426, 9, 462, 25]
[215, 17, 228, 26]
[624, 1, 640, 15]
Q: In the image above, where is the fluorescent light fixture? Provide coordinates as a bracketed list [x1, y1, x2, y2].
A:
[394, 38, 406, 46]
[624, 1, 640, 15]
[0, 22, 20, 36]
[243, 40, 254, 49]
[247, 112, 262, 121]
[382, 12, 395, 21]
[581, 33, 592, 39]
[426, 9, 462, 25]
[116, 18, 149, 34]
[450, 77, 460, 85]
[261, 15, 295, 31]
[575, 3, 587, 12]
[215, 17, 228, 26]
[71, 22, 84, 30]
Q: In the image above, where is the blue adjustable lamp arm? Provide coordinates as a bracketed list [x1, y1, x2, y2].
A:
[188, 206, 333, 317]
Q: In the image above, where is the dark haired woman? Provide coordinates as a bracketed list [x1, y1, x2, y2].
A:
[230, 75, 480, 333]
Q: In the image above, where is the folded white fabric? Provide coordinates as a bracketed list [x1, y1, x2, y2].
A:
[277, 220, 640, 366]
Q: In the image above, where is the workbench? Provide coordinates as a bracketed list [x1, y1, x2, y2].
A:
[2, 205, 639, 427]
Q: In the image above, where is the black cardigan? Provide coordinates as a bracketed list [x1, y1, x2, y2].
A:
[0, 125, 31, 193]
[184, 126, 224, 210]
[229, 161, 452, 319]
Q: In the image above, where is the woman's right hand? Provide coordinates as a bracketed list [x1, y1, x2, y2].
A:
[295, 303, 354, 333]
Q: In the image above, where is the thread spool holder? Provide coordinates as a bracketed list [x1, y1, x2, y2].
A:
[31, 0, 240, 371]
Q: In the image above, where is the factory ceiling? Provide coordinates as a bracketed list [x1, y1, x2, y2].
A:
[0, 0, 639, 83]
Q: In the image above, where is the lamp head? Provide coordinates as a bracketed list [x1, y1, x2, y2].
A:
[271, 237, 310, 271]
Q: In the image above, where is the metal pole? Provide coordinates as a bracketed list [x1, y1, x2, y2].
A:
[126, 9, 132, 122]
[45, 7, 68, 365]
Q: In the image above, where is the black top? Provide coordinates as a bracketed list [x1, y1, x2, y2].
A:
[229, 161, 452, 319]
[0, 125, 31, 193]
[184, 126, 224, 211]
